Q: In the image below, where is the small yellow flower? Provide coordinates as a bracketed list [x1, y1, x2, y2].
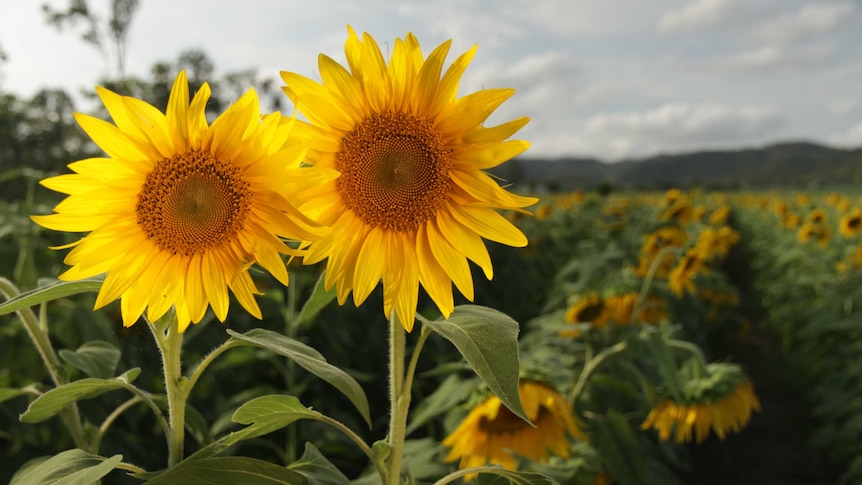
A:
[806, 208, 828, 225]
[798, 222, 830, 247]
[443, 381, 585, 474]
[281, 26, 537, 330]
[32, 71, 329, 331]
[708, 205, 730, 226]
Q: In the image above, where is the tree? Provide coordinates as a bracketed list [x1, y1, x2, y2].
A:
[42, 0, 140, 81]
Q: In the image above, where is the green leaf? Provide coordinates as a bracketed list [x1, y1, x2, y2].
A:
[187, 394, 320, 461]
[20, 368, 140, 423]
[9, 449, 122, 485]
[227, 328, 371, 426]
[472, 467, 560, 485]
[58, 340, 121, 379]
[287, 442, 350, 485]
[0, 278, 104, 317]
[419, 305, 527, 422]
[0, 387, 37, 404]
[145, 456, 308, 484]
[297, 271, 337, 326]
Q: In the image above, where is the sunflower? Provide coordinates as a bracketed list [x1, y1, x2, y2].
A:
[280, 26, 537, 330]
[641, 364, 761, 444]
[32, 71, 330, 332]
[668, 249, 708, 297]
[839, 208, 862, 238]
[443, 380, 585, 474]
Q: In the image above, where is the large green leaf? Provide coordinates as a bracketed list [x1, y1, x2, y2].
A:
[58, 340, 121, 379]
[145, 456, 308, 484]
[20, 368, 140, 423]
[186, 394, 320, 461]
[227, 328, 371, 426]
[287, 442, 350, 485]
[419, 305, 527, 422]
[9, 449, 122, 485]
[296, 271, 337, 327]
[0, 278, 104, 316]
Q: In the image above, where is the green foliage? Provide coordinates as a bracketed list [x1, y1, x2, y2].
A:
[227, 329, 371, 426]
[419, 305, 527, 423]
[9, 448, 122, 485]
[20, 368, 140, 423]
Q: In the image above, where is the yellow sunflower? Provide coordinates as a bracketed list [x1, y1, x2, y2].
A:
[668, 249, 708, 297]
[443, 380, 586, 474]
[32, 71, 330, 332]
[641, 377, 761, 444]
[839, 208, 862, 238]
[280, 26, 537, 330]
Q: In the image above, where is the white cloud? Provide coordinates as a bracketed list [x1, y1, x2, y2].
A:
[658, 0, 737, 33]
[700, 41, 833, 71]
[583, 102, 784, 158]
[829, 120, 862, 148]
[754, 2, 857, 45]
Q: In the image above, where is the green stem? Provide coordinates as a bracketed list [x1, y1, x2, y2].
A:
[668, 339, 709, 378]
[0, 277, 90, 451]
[403, 325, 431, 402]
[284, 278, 300, 462]
[185, 339, 242, 392]
[94, 396, 143, 453]
[632, 245, 680, 324]
[387, 312, 407, 485]
[568, 341, 628, 404]
[149, 311, 187, 467]
[315, 413, 387, 481]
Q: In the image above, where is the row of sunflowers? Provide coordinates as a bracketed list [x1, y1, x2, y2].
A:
[430, 188, 763, 484]
[730, 191, 862, 484]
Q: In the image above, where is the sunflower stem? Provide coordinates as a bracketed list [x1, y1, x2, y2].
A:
[150, 310, 187, 468]
[0, 277, 90, 452]
[387, 312, 408, 485]
[569, 341, 628, 405]
[668, 339, 709, 378]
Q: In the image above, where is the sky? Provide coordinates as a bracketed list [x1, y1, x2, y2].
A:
[0, 0, 860, 161]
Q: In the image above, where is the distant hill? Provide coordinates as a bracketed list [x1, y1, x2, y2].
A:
[492, 142, 862, 191]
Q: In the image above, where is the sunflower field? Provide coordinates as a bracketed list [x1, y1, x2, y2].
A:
[0, 25, 858, 485]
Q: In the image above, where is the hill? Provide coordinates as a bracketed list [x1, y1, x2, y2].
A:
[493, 142, 862, 191]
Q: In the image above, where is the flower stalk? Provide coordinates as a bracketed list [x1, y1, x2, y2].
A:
[149, 311, 188, 467]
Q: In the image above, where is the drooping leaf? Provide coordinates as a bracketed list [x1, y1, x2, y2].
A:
[9, 449, 122, 485]
[58, 340, 121, 379]
[20, 368, 140, 423]
[287, 442, 351, 485]
[227, 328, 371, 426]
[186, 394, 320, 461]
[0, 278, 104, 317]
[145, 456, 308, 484]
[419, 305, 527, 422]
[296, 271, 337, 327]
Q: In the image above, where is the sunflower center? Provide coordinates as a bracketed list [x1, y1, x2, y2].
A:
[336, 112, 452, 232]
[137, 150, 252, 256]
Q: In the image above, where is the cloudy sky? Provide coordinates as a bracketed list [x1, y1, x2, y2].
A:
[0, 0, 860, 161]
